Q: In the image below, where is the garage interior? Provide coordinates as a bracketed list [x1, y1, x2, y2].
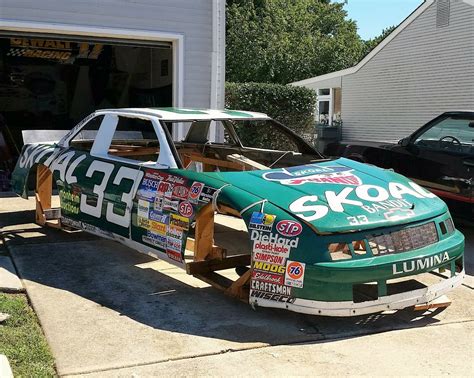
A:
[0, 35, 173, 190]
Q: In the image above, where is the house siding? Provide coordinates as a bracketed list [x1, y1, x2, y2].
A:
[0, 0, 215, 108]
[341, 0, 474, 142]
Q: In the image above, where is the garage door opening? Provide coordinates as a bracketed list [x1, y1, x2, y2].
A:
[0, 36, 173, 190]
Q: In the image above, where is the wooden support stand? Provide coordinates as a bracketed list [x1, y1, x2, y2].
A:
[35, 164, 61, 228]
[185, 203, 251, 302]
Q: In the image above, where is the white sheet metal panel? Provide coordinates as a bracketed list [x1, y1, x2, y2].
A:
[0, 0, 215, 108]
[341, 0, 474, 142]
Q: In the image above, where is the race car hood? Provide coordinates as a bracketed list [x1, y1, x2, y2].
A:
[211, 158, 447, 233]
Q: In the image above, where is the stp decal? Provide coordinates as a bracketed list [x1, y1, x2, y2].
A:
[285, 261, 305, 288]
[276, 220, 302, 237]
[178, 201, 194, 218]
[263, 165, 362, 186]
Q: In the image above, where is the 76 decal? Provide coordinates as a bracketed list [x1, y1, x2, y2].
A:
[285, 260, 305, 288]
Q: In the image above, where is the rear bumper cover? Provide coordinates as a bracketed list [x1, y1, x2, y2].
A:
[252, 269, 465, 317]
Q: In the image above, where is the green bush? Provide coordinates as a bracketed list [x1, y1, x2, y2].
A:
[225, 82, 316, 135]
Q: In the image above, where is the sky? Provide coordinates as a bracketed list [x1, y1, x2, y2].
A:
[341, 0, 424, 40]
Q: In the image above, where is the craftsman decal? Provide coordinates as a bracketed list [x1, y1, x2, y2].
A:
[250, 280, 292, 296]
[263, 165, 362, 186]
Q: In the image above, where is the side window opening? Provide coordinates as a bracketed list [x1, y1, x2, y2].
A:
[69, 115, 105, 152]
[107, 116, 161, 164]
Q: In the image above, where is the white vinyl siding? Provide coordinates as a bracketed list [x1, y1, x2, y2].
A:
[341, 0, 474, 142]
[0, 0, 215, 108]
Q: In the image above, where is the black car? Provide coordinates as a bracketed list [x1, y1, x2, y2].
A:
[325, 111, 474, 221]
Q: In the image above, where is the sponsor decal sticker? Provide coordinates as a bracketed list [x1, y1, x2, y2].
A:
[167, 236, 182, 253]
[166, 250, 183, 262]
[154, 196, 164, 211]
[253, 261, 286, 274]
[59, 188, 80, 214]
[249, 212, 276, 232]
[383, 207, 415, 221]
[142, 231, 167, 249]
[198, 186, 217, 203]
[158, 181, 173, 199]
[249, 291, 295, 303]
[253, 241, 290, 258]
[173, 185, 189, 200]
[137, 199, 150, 219]
[149, 211, 168, 224]
[253, 252, 286, 265]
[169, 213, 190, 230]
[285, 261, 305, 288]
[250, 280, 292, 296]
[163, 198, 179, 212]
[250, 230, 299, 249]
[276, 220, 302, 237]
[188, 182, 204, 202]
[179, 201, 194, 218]
[149, 221, 167, 236]
[167, 226, 183, 239]
[263, 165, 362, 186]
[137, 217, 150, 230]
[251, 271, 284, 285]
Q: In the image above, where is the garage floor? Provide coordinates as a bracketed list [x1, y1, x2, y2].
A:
[1, 195, 473, 376]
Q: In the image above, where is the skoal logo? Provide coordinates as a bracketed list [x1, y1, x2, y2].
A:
[263, 165, 362, 186]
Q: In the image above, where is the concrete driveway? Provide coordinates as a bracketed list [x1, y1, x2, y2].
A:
[1, 195, 473, 376]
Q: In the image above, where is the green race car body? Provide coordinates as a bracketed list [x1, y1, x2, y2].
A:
[11, 108, 465, 316]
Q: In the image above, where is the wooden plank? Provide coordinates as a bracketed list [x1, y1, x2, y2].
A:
[414, 295, 451, 311]
[225, 268, 251, 301]
[186, 254, 251, 275]
[218, 204, 242, 218]
[227, 154, 269, 171]
[194, 204, 215, 261]
[193, 272, 233, 292]
[35, 165, 52, 226]
[187, 154, 243, 170]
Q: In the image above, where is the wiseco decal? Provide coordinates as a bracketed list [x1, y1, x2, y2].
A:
[289, 182, 436, 222]
[263, 165, 361, 186]
[276, 220, 302, 237]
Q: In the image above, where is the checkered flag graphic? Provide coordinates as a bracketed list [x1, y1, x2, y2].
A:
[6, 48, 26, 57]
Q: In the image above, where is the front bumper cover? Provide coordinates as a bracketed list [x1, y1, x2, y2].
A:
[252, 269, 465, 317]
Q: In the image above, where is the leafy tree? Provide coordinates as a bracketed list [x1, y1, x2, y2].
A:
[362, 25, 396, 56]
[226, 0, 365, 84]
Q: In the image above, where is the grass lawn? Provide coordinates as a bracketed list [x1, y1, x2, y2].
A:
[0, 293, 56, 377]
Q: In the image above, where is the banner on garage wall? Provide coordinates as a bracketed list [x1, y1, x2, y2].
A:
[5, 38, 103, 62]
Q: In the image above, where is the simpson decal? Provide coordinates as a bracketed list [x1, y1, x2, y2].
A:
[249, 212, 276, 232]
[285, 261, 305, 288]
[263, 165, 362, 186]
[253, 252, 286, 265]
